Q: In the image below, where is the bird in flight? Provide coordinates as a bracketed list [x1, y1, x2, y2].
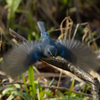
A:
[0, 21, 99, 78]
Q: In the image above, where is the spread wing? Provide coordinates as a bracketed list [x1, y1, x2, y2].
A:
[55, 39, 99, 72]
[1, 41, 41, 78]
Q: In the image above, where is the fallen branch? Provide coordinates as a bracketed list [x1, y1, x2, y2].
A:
[9, 28, 100, 100]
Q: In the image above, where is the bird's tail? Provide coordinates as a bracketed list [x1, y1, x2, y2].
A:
[37, 21, 47, 33]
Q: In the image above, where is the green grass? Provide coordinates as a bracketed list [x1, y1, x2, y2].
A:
[5, 0, 40, 40]
[0, 66, 93, 100]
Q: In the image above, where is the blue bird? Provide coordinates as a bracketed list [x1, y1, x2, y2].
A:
[38, 22, 99, 72]
[0, 21, 99, 78]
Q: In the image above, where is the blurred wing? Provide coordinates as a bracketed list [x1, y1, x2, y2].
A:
[1, 41, 41, 78]
[55, 39, 99, 72]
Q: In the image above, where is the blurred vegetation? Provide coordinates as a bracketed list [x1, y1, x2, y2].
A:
[0, 0, 100, 42]
[0, 0, 100, 49]
[0, 0, 100, 99]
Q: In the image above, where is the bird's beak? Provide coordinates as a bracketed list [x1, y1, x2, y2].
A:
[42, 56, 56, 60]
[42, 57, 54, 60]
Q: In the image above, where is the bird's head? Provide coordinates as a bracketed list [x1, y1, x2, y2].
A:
[44, 45, 57, 58]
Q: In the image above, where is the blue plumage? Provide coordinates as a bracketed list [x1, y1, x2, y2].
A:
[38, 22, 99, 72]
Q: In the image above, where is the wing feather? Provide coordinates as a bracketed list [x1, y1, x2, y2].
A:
[55, 39, 99, 72]
[1, 41, 41, 78]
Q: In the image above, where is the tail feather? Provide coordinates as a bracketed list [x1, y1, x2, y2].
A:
[37, 21, 47, 33]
